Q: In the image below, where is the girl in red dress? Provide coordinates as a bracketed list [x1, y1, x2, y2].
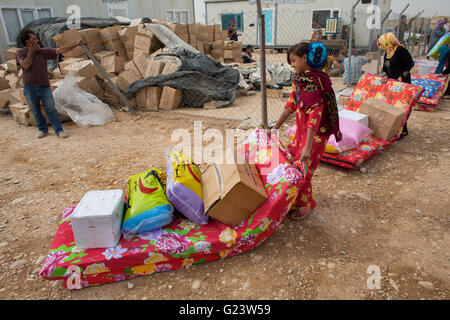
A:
[272, 42, 342, 220]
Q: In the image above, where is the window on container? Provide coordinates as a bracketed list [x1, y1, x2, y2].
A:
[37, 8, 51, 19]
[220, 13, 244, 31]
[1, 8, 21, 44]
[20, 9, 36, 27]
[167, 10, 189, 24]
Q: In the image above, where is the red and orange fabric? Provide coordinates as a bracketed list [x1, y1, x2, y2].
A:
[285, 69, 341, 210]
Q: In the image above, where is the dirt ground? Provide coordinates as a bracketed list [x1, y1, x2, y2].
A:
[0, 87, 449, 300]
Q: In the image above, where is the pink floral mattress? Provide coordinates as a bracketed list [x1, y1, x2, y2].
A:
[413, 74, 449, 112]
[320, 74, 424, 169]
[39, 129, 306, 289]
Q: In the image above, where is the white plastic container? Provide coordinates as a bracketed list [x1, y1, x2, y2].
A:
[339, 109, 369, 127]
[71, 189, 124, 250]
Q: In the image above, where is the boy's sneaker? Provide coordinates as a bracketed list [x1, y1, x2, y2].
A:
[57, 131, 68, 139]
[37, 132, 48, 139]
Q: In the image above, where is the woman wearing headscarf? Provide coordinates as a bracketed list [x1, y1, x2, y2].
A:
[272, 42, 341, 220]
[428, 20, 447, 54]
[378, 32, 414, 137]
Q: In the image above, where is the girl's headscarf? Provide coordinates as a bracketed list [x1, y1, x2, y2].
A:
[437, 20, 445, 27]
[307, 42, 328, 69]
[377, 32, 401, 59]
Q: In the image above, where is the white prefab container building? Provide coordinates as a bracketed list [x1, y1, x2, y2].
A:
[0, 0, 197, 62]
[205, 0, 391, 49]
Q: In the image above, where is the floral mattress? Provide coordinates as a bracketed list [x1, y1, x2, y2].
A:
[39, 129, 306, 289]
[413, 74, 449, 112]
[284, 74, 423, 169]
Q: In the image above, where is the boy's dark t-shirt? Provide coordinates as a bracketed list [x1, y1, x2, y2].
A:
[15, 48, 57, 87]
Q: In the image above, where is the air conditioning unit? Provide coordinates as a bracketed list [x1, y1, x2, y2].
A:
[325, 18, 342, 35]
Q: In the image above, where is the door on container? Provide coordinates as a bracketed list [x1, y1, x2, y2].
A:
[258, 9, 274, 45]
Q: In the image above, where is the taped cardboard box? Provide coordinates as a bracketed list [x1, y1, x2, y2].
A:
[86, 42, 105, 54]
[124, 60, 143, 78]
[50, 76, 89, 91]
[201, 163, 268, 226]
[197, 32, 208, 42]
[133, 51, 151, 77]
[159, 87, 182, 110]
[358, 97, 407, 141]
[145, 60, 165, 111]
[5, 73, 21, 89]
[196, 41, 205, 54]
[188, 34, 197, 45]
[116, 69, 141, 92]
[6, 47, 20, 60]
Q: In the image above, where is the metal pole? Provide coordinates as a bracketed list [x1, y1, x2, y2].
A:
[422, 18, 431, 56]
[377, 9, 392, 74]
[347, 0, 360, 86]
[407, 11, 423, 53]
[256, 0, 268, 129]
[396, 4, 410, 41]
[81, 44, 135, 113]
[417, 17, 425, 57]
[368, 0, 378, 52]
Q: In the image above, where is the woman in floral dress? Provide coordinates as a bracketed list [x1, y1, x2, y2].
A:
[272, 42, 342, 220]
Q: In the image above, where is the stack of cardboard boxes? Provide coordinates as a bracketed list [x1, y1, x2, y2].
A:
[2, 21, 246, 124]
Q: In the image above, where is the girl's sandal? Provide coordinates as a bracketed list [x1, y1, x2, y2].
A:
[290, 207, 314, 220]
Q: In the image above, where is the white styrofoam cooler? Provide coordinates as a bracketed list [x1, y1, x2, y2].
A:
[339, 109, 369, 127]
[71, 189, 124, 250]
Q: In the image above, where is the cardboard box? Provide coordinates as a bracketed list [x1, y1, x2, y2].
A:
[5, 73, 21, 89]
[86, 41, 104, 54]
[178, 33, 189, 44]
[63, 60, 97, 78]
[0, 89, 19, 109]
[338, 109, 369, 127]
[118, 26, 137, 41]
[0, 78, 10, 91]
[6, 47, 20, 60]
[93, 50, 114, 63]
[159, 86, 182, 110]
[133, 52, 151, 77]
[201, 163, 268, 226]
[102, 55, 125, 74]
[116, 69, 141, 92]
[197, 32, 208, 42]
[196, 41, 205, 54]
[79, 28, 100, 43]
[84, 78, 102, 95]
[224, 49, 234, 60]
[51, 76, 89, 91]
[71, 190, 124, 250]
[5, 59, 18, 73]
[99, 26, 120, 42]
[10, 103, 34, 126]
[124, 60, 143, 78]
[338, 95, 350, 107]
[167, 23, 188, 35]
[59, 57, 84, 70]
[188, 33, 197, 45]
[144, 60, 165, 111]
[10, 89, 28, 105]
[187, 24, 198, 34]
[358, 97, 407, 141]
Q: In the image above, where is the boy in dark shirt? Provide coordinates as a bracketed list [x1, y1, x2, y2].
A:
[15, 29, 84, 139]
